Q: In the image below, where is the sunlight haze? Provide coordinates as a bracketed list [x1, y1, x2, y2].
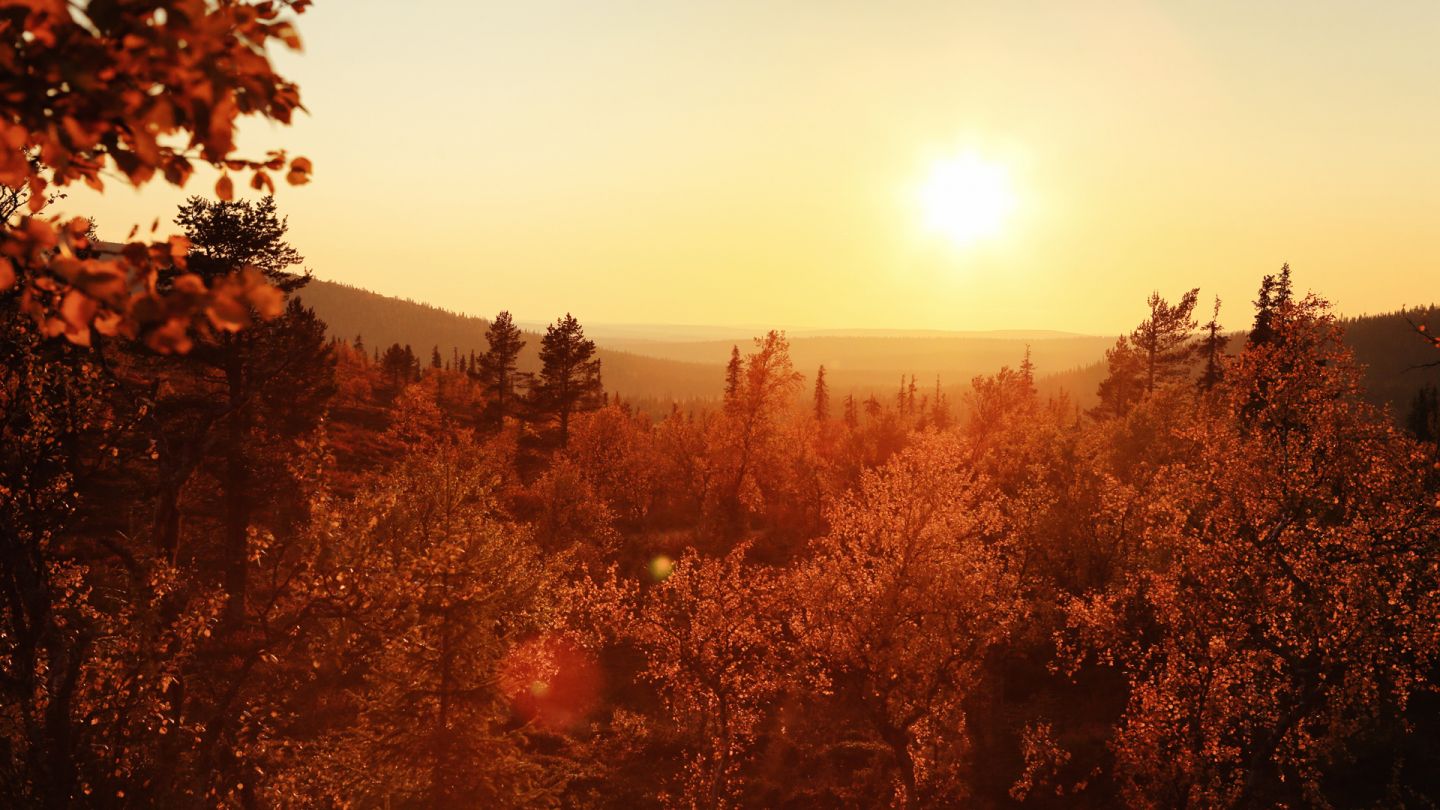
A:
[60, 0, 1439, 334]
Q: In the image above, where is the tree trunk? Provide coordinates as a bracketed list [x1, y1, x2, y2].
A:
[222, 353, 249, 628]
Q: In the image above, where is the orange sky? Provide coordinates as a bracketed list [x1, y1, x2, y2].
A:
[61, 1, 1440, 334]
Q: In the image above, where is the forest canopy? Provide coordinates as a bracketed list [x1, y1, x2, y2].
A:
[4, 3, 1440, 809]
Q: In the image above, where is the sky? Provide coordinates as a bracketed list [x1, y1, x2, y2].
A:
[60, 1, 1440, 334]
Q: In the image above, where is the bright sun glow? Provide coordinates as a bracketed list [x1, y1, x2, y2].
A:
[918, 153, 1017, 248]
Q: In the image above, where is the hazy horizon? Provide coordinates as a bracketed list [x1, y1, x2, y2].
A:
[304, 276, 1431, 342]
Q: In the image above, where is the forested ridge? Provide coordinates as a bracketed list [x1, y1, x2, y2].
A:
[298, 276, 1440, 419]
[294, 280, 723, 403]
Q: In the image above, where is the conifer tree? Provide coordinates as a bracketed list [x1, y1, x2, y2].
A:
[430, 345, 442, 369]
[1094, 288, 1200, 417]
[168, 196, 331, 625]
[1135, 288, 1200, 394]
[843, 394, 859, 429]
[1198, 296, 1228, 391]
[1019, 345, 1036, 394]
[814, 365, 830, 422]
[532, 313, 603, 446]
[478, 311, 528, 428]
[724, 345, 743, 413]
[381, 343, 414, 388]
[1249, 264, 1293, 348]
[931, 376, 952, 429]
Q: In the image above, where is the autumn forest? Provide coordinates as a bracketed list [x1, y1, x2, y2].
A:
[5, 2, 1440, 809]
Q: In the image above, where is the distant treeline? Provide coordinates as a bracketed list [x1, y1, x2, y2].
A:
[300, 277, 1440, 423]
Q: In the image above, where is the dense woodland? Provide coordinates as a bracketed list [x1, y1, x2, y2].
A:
[4, 3, 1440, 808]
[5, 193, 1440, 808]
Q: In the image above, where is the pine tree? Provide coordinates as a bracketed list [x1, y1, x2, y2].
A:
[531, 313, 603, 446]
[169, 195, 329, 625]
[1136, 288, 1199, 395]
[1094, 288, 1200, 417]
[430, 345, 442, 370]
[813, 365, 830, 422]
[478, 311, 528, 428]
[843, 394, 859, 429]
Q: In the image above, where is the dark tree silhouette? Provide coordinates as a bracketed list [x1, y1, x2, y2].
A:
[1198, 296, 1228, 391]
[1095, 288, 1200, 417]
[531, 313, 603, 446]
[1249, 263, 1293, 348]
[724, 345, 743, 413]
[167, 196, 329, 625]
[477, 311, 529, 429]
[813, 365, 830, 422]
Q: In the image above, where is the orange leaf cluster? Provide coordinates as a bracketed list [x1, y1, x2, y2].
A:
[0, 0, 313, 350]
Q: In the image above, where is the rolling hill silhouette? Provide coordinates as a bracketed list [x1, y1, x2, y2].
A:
[297, 279, 1439, 419]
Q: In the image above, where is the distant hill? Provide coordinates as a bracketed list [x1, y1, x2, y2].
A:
[296, 279, 1440, 420]
[295, 280, 1111, 401]
[532, 321, 1092, 343]
[1038, 307, 1440, 420]
[294, 280, 722, 400]
[599, 333, 1116, 395]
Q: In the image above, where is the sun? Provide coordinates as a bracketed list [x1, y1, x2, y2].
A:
[917, 153, 1017, 248]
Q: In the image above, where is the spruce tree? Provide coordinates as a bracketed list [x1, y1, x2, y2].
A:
[724, 345, 742, 413]
[403, 344, 419, 379]
[531, 313, 603, 446]
[813, 365, 830, 422]
[1249, 264, 1293, 348]
[478, 310, 528, 428]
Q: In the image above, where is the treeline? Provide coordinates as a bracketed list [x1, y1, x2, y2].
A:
[356, 308, 603, 447]
[5, 199, 1440, 808]
[295, 279, 723, 403]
